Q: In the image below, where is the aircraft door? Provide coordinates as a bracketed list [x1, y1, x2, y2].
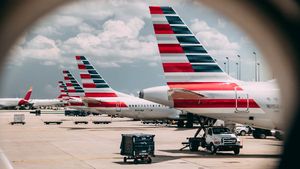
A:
[235, 87, 249, 112]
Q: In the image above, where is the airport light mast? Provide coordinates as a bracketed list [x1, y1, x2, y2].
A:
[237, 55, 241, 80]
[253, 51, 257, 81]
[225, 57, 229, 74]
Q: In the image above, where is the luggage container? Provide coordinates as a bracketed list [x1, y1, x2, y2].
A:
[10, 114, 25, 125]
[120, 133, 155, 164]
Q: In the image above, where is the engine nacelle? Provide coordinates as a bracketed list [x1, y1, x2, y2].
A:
[139, 86, 173, 107]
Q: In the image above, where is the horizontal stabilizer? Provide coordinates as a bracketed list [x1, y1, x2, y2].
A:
[168, 88, 206, 100]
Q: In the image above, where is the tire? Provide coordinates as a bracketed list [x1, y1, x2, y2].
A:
[123, 157, 127, 163]
[177, 120, 184, 128]
[147, 157, 152, 164]
[234, 148, 240, 155]
[189, 141, 199, 151]
[210, 143, 217, 154]
[240, 130, 246, 136]
[134, 158, 138, 164]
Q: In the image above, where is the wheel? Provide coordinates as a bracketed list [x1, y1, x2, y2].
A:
[123, 157, 127, 163]
[210, 143, 217, 154]
[147, 157, 152, 163]
[240, 130, 246, 136]
[234, 148, 240, 155]
[177, 120, 184, 128]
[189, 140, 199, 151]
[133, 158, 138, 164]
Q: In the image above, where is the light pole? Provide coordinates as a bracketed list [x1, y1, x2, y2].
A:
[236, 62, 239, 79]
[237, 55, 241, 80]
[223, 62, 227, 72]
[253, 51, 257, 81]
[226, 57, 229, 74]
[257, 62, 260, 81]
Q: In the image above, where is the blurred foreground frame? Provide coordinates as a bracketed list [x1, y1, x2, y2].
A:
[0, 0, 299, 168]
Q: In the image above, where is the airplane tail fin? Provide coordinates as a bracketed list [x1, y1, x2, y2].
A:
[23, 86, 32, 101]
[62, 70, 85, 98]
[75, 56, 117, 98]
[57, 81, 69, 100]
[149, 6, 233, 84]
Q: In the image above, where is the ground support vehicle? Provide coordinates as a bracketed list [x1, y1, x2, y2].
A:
[120, 133, 155, 164]
[44, 121, 62, 125]
[92, 121, 111, 124]
[180, 120, 242, 155]
[10, 114, 25, 125]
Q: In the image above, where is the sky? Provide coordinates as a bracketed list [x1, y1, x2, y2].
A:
[0, 0, 273, 99]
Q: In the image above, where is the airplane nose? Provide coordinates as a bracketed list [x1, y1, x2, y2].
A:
[138, 90, 144, 99]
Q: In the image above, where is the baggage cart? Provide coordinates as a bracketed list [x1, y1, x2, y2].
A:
[120, 133, 155, 164]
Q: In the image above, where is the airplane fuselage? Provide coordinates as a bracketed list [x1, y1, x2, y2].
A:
[141, 80, 281, 130]
[84, 93, 183, 120]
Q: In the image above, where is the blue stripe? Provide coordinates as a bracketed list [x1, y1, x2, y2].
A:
[91, 75, 102, 79]
[192, 64, 222, 72]
[166, 16, 183, 24]
[171, 26, 191, 34]
[93, 79, 106, 83]
[177, 36, 199, 44]
[186, 55, 215, 63]
[182, 46, 207, 53]
[96, 84, 109, 88]
[161, 7, 176, 14]
[88, 70, 99, 75]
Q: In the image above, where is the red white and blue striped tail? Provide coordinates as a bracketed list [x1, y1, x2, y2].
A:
[57, 81, 69, 100]
[63, 70, 85, 98]
[149, 6, 234, 85]
[75, 56, 118, 98]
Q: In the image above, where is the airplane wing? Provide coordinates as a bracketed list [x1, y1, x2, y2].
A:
[168, 88, 206, 100]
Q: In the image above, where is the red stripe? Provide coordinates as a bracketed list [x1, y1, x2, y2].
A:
[78, 64, 86, 69]
[153, 24, 174, 34]
[80, 74, 91, 79]
[66, 83, 73, 87]
[167, 82, 242, 91]
[83, 83, 96, 88]
[64, 77, 70, 80]
[158, 44, 184, 53]
[67, 89, 76, 92]
[162, 63, 194, 72]
[174, 99, 260, 108]
[62, 70, 68, 74]
[87, 102, 127, 108]
[149, 6, 163, 14]
[69, 102, 85, 106]
[85, 92, 117, 97]
[75, 56, 82, 60]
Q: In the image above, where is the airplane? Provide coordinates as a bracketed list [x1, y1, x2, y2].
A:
[0, 86, 32, 109]
[76, 56, 184, 120]
[27, 82, 66, 109]
[139, 6, 282, 137]
[62, 70, 102, 115]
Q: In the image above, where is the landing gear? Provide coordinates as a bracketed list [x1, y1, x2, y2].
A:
[177, 120, 184, 128]
[185, 113, 194, 128]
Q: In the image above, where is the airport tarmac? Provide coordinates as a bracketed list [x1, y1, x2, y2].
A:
[0, 111, 282, 169]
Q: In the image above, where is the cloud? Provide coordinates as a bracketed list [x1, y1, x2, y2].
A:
[217, 18, 226, 28]
[190, 19, 240, 61]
